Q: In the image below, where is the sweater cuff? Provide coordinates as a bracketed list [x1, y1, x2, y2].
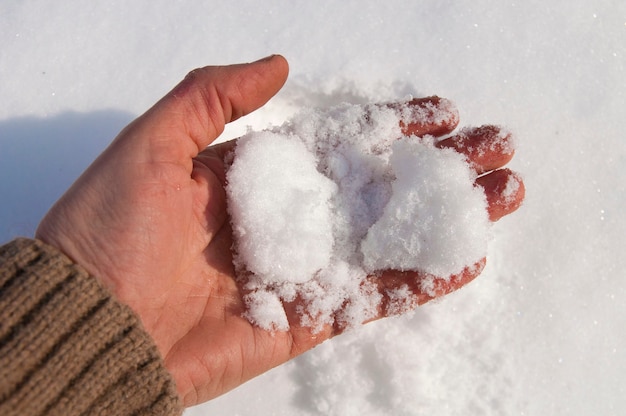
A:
[0, 238, 182, 416]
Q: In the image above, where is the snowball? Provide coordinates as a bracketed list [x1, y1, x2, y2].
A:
[225, 102, 493, 331]
[227, 131, 336, 284]
[361, 138, 489, 277]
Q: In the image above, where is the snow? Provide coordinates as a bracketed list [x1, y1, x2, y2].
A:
[228, 102, 490, 330]
[359, 137, 489, 277]
[1, 1, 625, 415]
[228, 130, 337, 287]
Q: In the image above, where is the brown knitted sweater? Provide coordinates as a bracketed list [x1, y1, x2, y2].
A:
[0, 238, 183, 415]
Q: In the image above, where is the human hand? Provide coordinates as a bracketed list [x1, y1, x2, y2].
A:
[372, 99, 524, 317]
[36, 55, 524, 407]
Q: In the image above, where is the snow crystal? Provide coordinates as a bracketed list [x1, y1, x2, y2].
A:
[226, 101, 492, 330]
[501, 171, 522, 204]
[242, 289, 290, 331]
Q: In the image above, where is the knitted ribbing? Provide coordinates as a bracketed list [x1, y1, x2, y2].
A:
[0, 238, 182, 415]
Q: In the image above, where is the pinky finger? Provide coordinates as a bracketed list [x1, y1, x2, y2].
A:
[476, 168, 525, 222]
[373, 259, 487, 319]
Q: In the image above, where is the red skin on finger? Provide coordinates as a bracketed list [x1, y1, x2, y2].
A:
[390, 96, 461, 137]
[477, 168, 525, 221]
[437, 125, 516, 174]
[374, 258, 486, 318]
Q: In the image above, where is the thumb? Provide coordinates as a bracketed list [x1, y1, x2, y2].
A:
[142, 55, 289, 153]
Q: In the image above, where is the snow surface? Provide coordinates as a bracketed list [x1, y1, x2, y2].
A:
[1, 1, 625, 415]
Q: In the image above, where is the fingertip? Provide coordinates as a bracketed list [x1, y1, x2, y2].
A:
[437, 125, 516, 174]
[425, 258, 486, 302]
[221, 54, 289, 122]
[477, 168, 525, 221]
[392, 96, 460, 137]
[153, 56, 290, 151]
[248, 54, 290, 92]
[373, 259, 486, 318]
[255, 54, 289, 75]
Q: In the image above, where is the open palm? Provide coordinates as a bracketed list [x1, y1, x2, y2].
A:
[36, 55, 524, 407]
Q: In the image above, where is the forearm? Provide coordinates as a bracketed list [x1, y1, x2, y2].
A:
[0, 238, 182, 416]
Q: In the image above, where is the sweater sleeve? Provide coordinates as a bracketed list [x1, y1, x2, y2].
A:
[0, 238, 183, 416]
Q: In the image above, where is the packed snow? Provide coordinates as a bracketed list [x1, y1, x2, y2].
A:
[227, 101, 491, 330]
[1, 1, 625, 415]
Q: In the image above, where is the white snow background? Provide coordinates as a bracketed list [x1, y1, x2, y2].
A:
[1, 1, 624, 415]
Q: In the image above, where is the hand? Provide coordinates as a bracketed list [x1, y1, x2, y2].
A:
[36, 55, 524, 407]
[373, 98, 524, 317]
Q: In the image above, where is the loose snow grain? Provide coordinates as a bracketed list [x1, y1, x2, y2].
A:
[226, 102, 493, 331]
[243, 289, 290, 331]
[501, 172, 522, 204]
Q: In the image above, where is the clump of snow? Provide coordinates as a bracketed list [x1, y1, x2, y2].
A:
[226, 131, 336, 286]
[226, 101, 491, 330]
[501, 171, 523, 204]
[242, 289, 290, 331]
[360, 139, 490, 277]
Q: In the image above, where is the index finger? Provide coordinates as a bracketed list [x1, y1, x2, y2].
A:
[388, 96, 460, 137]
